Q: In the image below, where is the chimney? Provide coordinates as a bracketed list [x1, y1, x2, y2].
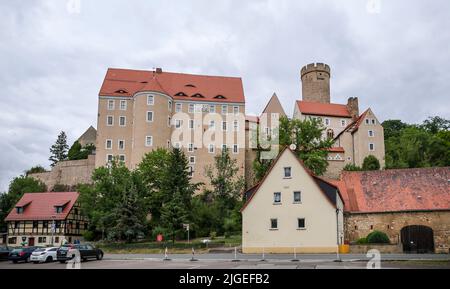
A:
[347, 97, 359, 120]
[155, 67, 163, 74]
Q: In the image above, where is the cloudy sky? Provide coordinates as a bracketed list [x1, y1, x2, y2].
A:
[0, 0, 449, 192]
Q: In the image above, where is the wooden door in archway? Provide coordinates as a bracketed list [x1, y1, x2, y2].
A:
[401, 225, 434, 253]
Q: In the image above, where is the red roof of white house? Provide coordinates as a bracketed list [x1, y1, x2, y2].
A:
[5, 192, 80, 221]
[99, 68, 245, 103]
[296, 100, 352, 118]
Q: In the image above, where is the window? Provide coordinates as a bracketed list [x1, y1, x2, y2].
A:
[284, 167, 292, 178]
[298, 218, 306, 229]
[107, 100, 115, 110]
[120, 100, 127, 110]
[107, 154, 113, 162]
[55, 206, 63, 213]
[8, 237, 17, 244]
[233, 120, 239, 131]
[118, 140, 125, 150]
[105, 139, 112, 149]
[146, 111, 154, 122]
[14, 221, 19, 229]
[371, 119, 376, 125]
[208, 144, 215, 153]
[145, 136, 153, 147]
[209, 120, 215, 129]
[119, 155, 125, 162]
[222, 121, 227, 131]
[38, 237, 47, 243]
[369, 143, 375, 151]
[188, 104, 195, 113]
[119, 116, 126, 127]
[175, 103, 182, 112]
[175, 119, 182, 129]
[293, 191, 301, 203]
[168, 116, 171, 127]
[341, 119, 347, 127]
[270, 219, 278, 230]
[147, 95, 154, 105]
[43, 221, 48, 228]
[107, 115, 114, 126]
[188, 143, 194, 152]
[54, 237, 59, 244]
[233, 106, 239, 114]
[324, 118, 330, 126]
[365, 119, 370, 125]
[273, 192, 281, 204]
[189, 156, 196, 164]
[221, 105, 228, 115]
[168, 100, 172, 112]
[188, 166, 194, 177]
[327, 129, 334, 139]
[233, 144, 238, 154]
[33, 221, 38, 229]
[16, 207, 24, 214]
[189, 119, 194, 129]
[209, 105, 215, 113]
[368, 130, 374, 137]
[222, 144, 228, 151]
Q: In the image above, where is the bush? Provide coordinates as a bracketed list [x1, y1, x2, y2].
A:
[210, 231, 217, 240]
[362, 155, 381, 171]
[366, 231, 390, 244]
[83, 231, 95, 241]
[343, 164, 362, 171]
[356, 237, 368, 244]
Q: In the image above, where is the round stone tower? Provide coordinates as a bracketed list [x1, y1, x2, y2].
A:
[301, 63, 331, 103]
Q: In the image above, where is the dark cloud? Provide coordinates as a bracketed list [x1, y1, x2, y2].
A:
[0, 0, 449, 191]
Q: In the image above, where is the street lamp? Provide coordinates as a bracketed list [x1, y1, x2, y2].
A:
[335, 208, 342, 262]
[51, 215, 56, 246]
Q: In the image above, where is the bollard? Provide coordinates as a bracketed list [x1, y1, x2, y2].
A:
[291, 247, 299, 262]
[163, 247, 171, 261]
[231, 246, 240, 262]
[190, 247, 198, 262]
[260, 247, 266, 262]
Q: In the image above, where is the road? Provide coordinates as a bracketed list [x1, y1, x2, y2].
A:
[0, 253, 449, 269]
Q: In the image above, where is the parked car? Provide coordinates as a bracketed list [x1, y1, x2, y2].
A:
[0, 246, 11, 261]
[57, 244, 103, 263]
[30, 247, 59, 263]
[8, 247, 39, 263]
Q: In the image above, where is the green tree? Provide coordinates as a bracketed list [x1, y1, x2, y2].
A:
[158, 148, 199, 241]
[382, 120, 408, 139]
[137, 148, 171, 223]
[109, 183, 146, 242]
[49, 131, 69, 167]
[68, 141, 95, 160]
[25, 166, 47, 176]
[343, 164, 362, 171]
[362, 155, 381, 171]
[421, 116, 450, 134]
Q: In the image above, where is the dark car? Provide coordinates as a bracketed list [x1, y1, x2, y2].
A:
[0, 246, 11, 261]
[57, 244, 103, 263]
[8, 247, 39, 263]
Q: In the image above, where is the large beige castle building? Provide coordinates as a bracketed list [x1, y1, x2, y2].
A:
[96, 68, 246, 187]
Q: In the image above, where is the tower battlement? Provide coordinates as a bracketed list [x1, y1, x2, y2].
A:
[300, 63, 331, 103]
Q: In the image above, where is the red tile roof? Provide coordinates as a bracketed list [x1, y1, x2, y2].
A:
[333, 109, 370, 140]
[5, 192, 80, 221]
[327, 147, 345, 153]
[338, 167, 450, 213]
[241, 147, 343, 211]
[99, 68, 245, 103]
[296, 101, 352, 118]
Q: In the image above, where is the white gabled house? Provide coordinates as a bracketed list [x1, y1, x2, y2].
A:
[241, 147, 345, 253]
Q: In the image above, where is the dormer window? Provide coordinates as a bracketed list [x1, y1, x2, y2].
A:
[16, 207, 24, 214]
[55, 206, 63, 213]
[214, 95, 226, 99]
[191, 93, 204, 98]
[175, 92, 187, 97]
[185, 84, 196, 88]
[115, 89, 128, 94]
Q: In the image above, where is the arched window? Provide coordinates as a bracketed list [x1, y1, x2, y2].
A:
[327, 129, 334, 139]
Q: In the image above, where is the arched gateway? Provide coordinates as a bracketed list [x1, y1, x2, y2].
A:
[401, 225, 434, 253]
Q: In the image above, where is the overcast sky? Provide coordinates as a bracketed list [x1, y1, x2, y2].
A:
[0, 0, 449, 192]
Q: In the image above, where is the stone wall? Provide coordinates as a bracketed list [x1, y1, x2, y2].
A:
[345, 211, 450, 253]
[30, 155, 95, 191]
[349, 244, 402, 254]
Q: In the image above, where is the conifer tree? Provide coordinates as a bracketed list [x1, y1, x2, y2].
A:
[49, 131, 69, 167]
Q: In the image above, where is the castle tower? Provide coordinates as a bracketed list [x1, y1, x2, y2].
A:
[301, 63, 331, 103]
